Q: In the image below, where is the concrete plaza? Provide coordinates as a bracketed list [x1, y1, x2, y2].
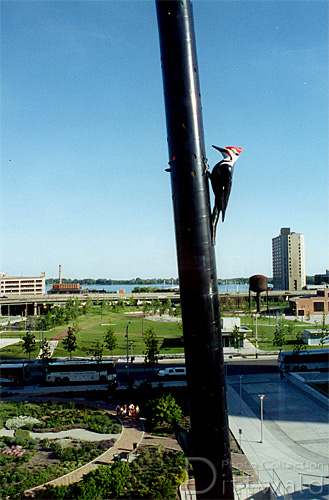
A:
[228, 372, 329, 499]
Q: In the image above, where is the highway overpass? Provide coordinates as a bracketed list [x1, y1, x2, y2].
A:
[0, 289, 317, 316]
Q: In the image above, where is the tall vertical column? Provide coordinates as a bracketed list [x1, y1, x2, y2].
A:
[155, 1, 233, 498]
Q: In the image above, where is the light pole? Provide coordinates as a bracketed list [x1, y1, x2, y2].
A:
[258, 394, 265, 443]
[255, 314, 258, 359]
[239, 375, 243, 414]
[130, 340, 133, 358]
[126, 322, 131, 374]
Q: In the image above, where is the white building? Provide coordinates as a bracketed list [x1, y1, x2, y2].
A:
[221, 317, 252, 347]
[303, 329, 329, 346]
[0, 272, 45, 295]
[272, 228, 306, 290]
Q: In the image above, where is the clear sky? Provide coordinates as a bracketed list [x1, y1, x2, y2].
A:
[1, 0, 328, 280]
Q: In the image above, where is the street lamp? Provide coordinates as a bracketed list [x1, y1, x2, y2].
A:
[239, 375, 243, 414]
[258, 394, 265, 443]
[126, 322, 131, 374]
[255, 313, 258, 359]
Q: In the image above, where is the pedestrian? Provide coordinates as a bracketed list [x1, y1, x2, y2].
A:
[135, 405, 140, 419]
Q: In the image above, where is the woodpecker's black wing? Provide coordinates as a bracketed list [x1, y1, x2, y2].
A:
[210, 163, 233, 222]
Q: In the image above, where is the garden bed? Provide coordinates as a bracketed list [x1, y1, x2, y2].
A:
[0, 401, 120, 500]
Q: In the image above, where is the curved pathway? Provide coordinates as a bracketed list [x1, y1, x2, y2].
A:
[24, 413, 144, 496]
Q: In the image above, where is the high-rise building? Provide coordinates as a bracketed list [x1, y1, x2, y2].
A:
[272, 228, 306, 290]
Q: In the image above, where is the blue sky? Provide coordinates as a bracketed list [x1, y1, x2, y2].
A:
[1, 0, 328, 280]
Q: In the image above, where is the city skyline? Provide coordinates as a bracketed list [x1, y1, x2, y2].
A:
[1, 1, 328, 280]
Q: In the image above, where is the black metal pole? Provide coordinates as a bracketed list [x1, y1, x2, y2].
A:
[155, 1, 234, 498]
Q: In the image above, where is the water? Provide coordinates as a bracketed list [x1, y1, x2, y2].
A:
[46, 283, 250, 293]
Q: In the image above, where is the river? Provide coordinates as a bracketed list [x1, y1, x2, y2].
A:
[46, 283, 250, 294]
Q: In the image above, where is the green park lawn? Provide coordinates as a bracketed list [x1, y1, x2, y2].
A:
[0, 304, 325, 359]
[0, 310, 184, 360]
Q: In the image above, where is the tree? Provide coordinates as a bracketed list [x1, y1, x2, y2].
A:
[273, 317, 286, 348]
[142, 300, 151, 315]
[91, 340, 104, 364]
[65, 298, 75, 321]
[146, 394, 183, 426]
[22, 331, 36, 362]
[173, 304, 182, 318]
[104, 326, 117, 356]
[62, 326, 78, 359]
[40, 340, 52, 365]
[83, 297, 93, 315]
[143, 327, 160, 368]
[230, 324, 243, 352]
[319, 313, 329, 348]
[293, 332, 306, 355]
[42, 310, 53, 330]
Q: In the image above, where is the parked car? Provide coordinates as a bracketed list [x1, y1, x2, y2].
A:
[158, 366, 186, 379]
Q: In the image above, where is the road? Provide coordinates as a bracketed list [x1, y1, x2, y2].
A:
[1, 356, 278, 393]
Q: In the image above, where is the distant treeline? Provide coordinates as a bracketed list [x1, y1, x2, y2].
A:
[45, 276, 315, 285]
[45, 278, 179, 285]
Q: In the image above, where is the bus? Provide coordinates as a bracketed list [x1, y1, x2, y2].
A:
[45, 360, 117, 386]
[278, 348, 329, 373]
[0, 363, 31, 385]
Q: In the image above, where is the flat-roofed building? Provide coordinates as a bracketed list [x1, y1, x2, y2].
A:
[272, 228, 306, 290]
[315, 270, 329, 285]
[290, 287, 329, 317]
[0, 272, 45, 295]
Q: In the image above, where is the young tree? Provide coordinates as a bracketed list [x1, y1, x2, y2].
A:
[90, 340, 104, 378]
[292, 332, 306, 355]
[83, 297, 93, 315]
[104, 326, 117, 356]
[273, 317, 286, 348]
[66, 298, 75, 321]
[142, 300, 151, 317]
[143, 327, 160, 368]
[230, 324, 243, 352]
[173, 304, 182, 318]
[62, 326, 78, 359]
[40, 340, 52, 366]
[319, 313, 329, 348]
[22, 331, 36, 362]
[42, 310, 53, 330]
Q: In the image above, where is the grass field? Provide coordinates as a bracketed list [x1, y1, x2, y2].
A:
[0, 305, 326, 359]
[0, 309, 184, 360]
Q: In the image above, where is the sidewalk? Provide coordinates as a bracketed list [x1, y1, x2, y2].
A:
[227, 373, 329, 499]
[24, 411, 144, 496]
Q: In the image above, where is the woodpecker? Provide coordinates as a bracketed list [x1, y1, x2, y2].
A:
[209, 145, 242, 246]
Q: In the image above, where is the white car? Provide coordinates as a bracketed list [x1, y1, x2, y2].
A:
[158, 367, 186, 379]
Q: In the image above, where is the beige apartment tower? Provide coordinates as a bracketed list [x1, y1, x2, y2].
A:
[272, 228, 306, 290]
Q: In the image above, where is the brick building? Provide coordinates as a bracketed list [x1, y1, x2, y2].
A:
[290, 287, 329, 317]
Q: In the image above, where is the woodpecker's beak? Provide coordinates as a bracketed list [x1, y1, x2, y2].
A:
[212, 145, 228, 154]
[212, 145, 231, 161]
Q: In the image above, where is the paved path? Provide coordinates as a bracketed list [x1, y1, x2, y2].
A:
[0, 338, 22, 349]
[25, 415, 144, 495]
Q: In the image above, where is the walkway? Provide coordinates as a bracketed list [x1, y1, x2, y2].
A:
[25, 413, 144, 496]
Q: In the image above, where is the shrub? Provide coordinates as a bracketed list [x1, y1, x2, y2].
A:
[15, 428, 30, 439]
[146, 394, 183, 426]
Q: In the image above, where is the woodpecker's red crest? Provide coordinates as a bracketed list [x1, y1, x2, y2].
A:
[212, 145, 242, 164]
